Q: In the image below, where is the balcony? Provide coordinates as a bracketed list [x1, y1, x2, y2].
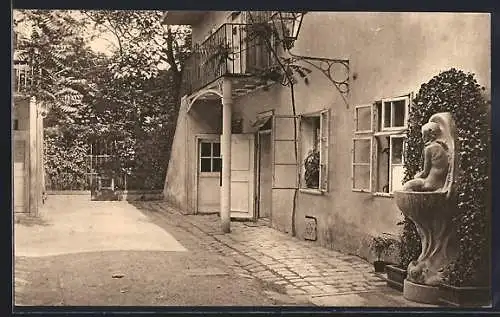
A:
[182, 22, 279, 97]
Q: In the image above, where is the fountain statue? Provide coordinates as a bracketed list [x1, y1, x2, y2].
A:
[394, 112, 459, 304]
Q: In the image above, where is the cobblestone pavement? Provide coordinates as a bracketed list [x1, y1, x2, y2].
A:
[133, 201, 434, 307]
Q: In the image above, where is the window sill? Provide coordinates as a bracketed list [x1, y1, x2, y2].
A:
[299, 188, 324, 196]
[372, 192, 394, 198]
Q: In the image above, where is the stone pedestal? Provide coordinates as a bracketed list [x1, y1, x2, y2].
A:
[395, 191, 458, 286]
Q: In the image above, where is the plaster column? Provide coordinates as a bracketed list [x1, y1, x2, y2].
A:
[221, 78, 232, 233]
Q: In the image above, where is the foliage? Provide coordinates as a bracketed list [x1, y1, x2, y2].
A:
[14, 10, 97, 114]
[396, 219, 422, 270]
[14, 10, 191, 191]
[44, 129, 89, 190]
[403, 68, 490, 286]
[370, 235, 395, 261]
[304, 150, 320, 189]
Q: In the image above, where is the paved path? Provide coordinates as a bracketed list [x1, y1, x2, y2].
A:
[132, 201, 435, 307]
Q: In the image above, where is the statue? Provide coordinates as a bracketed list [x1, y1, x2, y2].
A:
[394, 112, 459, 304]
[402, 121, 450, 192]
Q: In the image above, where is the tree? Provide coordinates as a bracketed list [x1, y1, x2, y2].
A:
[13, 10, 98, 116]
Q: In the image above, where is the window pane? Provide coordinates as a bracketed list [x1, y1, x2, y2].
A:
[356, 107, 371, 131]
[213, 158, 222, 172]
[353, 165, 370, 190]
[353, 139, 371, 163]
[392, 100, 406, 127]
[391, 165, 405, 192]
[391, 138, 404, 164]
[201, 142, 211, 157]
[200, 158, 212, 172]
[213, 142, 221, 157]
[383, 102, 391, 128]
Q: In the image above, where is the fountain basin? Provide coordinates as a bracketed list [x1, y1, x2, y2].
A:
[393, 190, 458, 299]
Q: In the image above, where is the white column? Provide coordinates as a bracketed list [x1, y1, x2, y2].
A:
[221, 78, 232, 233]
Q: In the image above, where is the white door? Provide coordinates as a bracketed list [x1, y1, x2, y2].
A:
[197, 134, 255, 219]
[230, 134, 255, 219]
[258, 131, 272, 219]
[197, 138, 222, 214]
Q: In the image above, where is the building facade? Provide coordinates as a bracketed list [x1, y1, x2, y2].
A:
[13, 33, 45, 217]
[163, 11, 490, 261]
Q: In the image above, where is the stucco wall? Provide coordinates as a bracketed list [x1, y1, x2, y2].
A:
[232, 12, 490, 262]
[163, 98, 188, 210]
[168, 11, 490, 262]
[164, 97, 222, 213]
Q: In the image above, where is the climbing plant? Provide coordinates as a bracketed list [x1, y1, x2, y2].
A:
[402, 68, 490, 286]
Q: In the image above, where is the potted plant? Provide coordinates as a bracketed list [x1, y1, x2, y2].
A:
[370, 235, 394, 273]
[403, 69, 490, 306]
[304, 150, 320, 189]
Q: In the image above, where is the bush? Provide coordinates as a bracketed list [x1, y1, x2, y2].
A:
[402, 68, 490, 286]
[397, 219, 421, 270]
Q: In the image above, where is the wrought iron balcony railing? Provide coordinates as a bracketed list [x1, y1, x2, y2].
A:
[182, 22, 279, 96]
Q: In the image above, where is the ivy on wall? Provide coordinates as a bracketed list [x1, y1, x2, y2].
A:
[402, 68, 490, 286]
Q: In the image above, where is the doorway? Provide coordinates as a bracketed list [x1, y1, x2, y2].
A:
[197, 137, 222, 214]
[257, 129, 272, 220]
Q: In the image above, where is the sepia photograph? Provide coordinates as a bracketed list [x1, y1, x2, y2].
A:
[12, 9, 492, 309]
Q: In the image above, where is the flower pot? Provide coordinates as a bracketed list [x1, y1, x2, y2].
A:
[385, 264, 407, 292]
[438, 283, 491, 307]
[373, 260, 386, 273]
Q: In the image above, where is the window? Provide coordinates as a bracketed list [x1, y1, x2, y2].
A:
[352, 137, 372, 191]
[300, 109, 330, 192]
[352, 95, 410, 194]
[13, 119, 19, 130]
[199, 141, 222, 173]
[381, 97, 408, 130]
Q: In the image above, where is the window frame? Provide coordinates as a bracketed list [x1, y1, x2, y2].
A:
[299, 108, 330, 193]
[388, 134, 406, 193]
[352, 94, 411, 195]
[380, 96, 409, 131]
[199, 140, 222, 174]
[351, 136, 373, 192]
[354, 104, 373, 133]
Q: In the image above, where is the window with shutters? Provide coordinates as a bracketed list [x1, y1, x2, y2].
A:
[300, 109, 330, 193]
[352, 95, 410, 194]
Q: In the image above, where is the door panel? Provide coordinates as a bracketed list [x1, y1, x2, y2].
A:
[198, 174, 220, 213]
[258, 132, 272, 218]
[230, 134, 255, 219]
[197, 137, 221, 214]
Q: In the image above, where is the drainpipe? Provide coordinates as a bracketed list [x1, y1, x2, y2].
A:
[221, 77, 232, 233]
